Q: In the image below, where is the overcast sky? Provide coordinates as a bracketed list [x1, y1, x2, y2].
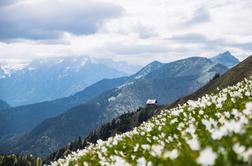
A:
[0, 0, 251, 65]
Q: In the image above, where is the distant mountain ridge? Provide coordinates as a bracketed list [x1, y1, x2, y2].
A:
[0, 99, 10, 110]
[210, 51, 239, 68]
[132, 61, 164, 79]
[0, 51, 239, 107]
[169, 54, 252, 108]
[1, 57, 228, 156]
[0, 61, 160, 151]
[0, 56, 127, 106]
[0, 76, 130, 144]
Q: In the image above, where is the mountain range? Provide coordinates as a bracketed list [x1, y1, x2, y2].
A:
[0, 58, 169, 145]
[0, 56, 228, 156]
[50, 58, 252, 166]
[0, 51, 238, 107]
[0, 51, 241, 157]
[0, 53, 249, 166]
[0, 76, 130, 143]
[45, 54, 252, 164]
[210, 51, 239, 68]
[0, 56, 134, 106]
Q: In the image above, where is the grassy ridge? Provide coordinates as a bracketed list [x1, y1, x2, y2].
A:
[52, 77, 252, 165]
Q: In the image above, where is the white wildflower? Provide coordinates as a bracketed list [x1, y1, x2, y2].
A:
[243, 148, 252, 162]
[141, 144, 150, 150]
[134, 144, 139, 152]
[186, 137, 200, 151]
[199, 110, 204, 115]
[245, 91, 251, 97]
[151, 144, 163, 157]
[137, 157, 147, 166]
[233, 143, 245, 154]
[197, 147, 217, 165]
[112, 156, 130, 166]
[163, 149, 178, 159]
[246, 102, 252, 110]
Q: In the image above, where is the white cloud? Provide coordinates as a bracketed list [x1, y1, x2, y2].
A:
[0, 0, 251, 65]
[0, 0, 123, 39]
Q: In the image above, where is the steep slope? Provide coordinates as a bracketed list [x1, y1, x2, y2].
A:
[46, 55, 252, 163]
[169, 55, 252, 108]
[0, 56, 126, 106]
[5, 57, 228, 156]
[210, 51, 239, 68]
[51, 77, 252, 166]
[0, 99, 10, 110]
[45, 107, 159, 163]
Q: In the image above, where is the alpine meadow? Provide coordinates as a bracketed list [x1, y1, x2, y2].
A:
[0, 0, 252, 166]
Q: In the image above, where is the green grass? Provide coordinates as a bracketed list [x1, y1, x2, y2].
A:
[52, 77, 252, 166]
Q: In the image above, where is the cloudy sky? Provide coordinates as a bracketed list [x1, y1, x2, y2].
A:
[0, 0, 252, 65]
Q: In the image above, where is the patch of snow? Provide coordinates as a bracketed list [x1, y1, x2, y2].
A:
[56, 59, 64, 64]
[108, 93, 122, 102]
[135, 74, 144, 79]
[81, 59, 88, 66]
[117, 82, 134, 89]
[1, 63, 29, 77]
[108, 96, 116, 102]
[134, 68, 151, 79]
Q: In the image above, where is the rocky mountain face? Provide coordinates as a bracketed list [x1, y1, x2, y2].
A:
[0, 56, 127, 106]
[0, 57, 228, 156]
[210, 51, 239, 68]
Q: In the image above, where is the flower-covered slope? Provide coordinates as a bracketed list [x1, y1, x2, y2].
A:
[52, 77, 252, 166]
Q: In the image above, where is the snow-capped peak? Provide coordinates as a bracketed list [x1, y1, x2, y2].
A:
[0, 62, 29, 77]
